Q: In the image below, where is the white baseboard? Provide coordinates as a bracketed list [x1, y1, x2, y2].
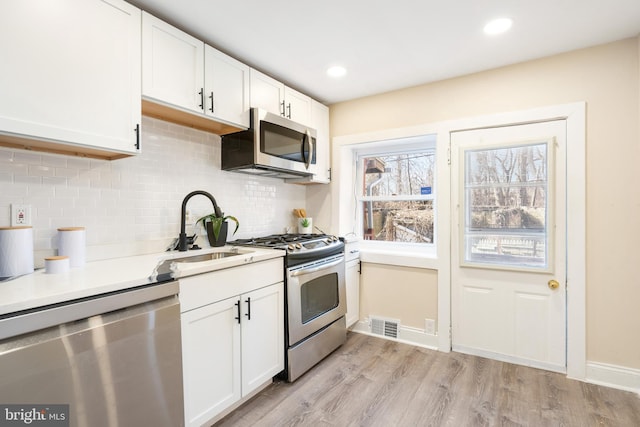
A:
[350, 319, 439, 350]
[453, 344, 566, 374]
[586, 361, 640, 395]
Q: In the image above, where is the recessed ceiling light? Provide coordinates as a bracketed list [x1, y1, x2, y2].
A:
[484, 18, 513, 35]
[327, 65, 347, 78]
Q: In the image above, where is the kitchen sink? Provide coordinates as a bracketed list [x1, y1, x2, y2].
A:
[152, 249, 251, 282]
[171, 252, 240, 263]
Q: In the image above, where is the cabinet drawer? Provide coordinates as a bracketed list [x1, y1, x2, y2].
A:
[179, 258, 284, 312]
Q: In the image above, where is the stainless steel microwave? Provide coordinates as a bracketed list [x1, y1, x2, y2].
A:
[221, 108, 317, 179]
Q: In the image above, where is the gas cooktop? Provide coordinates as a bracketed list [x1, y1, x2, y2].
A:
[229, 233, 343, 258]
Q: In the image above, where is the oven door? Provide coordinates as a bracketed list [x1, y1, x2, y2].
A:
[286, 254, 346, 346]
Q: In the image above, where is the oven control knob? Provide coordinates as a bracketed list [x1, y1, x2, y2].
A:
[325, 238, 331, 244]
[295, 243, 302, 249]
[287, 244, 295, 251]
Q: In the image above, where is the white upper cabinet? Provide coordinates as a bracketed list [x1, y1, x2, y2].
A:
[204, 47, 250, 128]
[284, 87, 312, 127]
[0, 0, 141, 159]
[286, 99, 331, 184]
[142, 12, 204, 114]
[142, 12, 249, 130]
[249, 69, 286, 116]
[310, 100, 331, 183]
[250, 69, 312, 127]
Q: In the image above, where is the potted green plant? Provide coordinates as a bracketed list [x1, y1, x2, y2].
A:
[197, 212, 239, 247]
[298, 217, 313, 234]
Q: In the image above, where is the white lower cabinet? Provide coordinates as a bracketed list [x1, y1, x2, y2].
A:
[179, 259, 284, 426]
[345, 240, 361, 328]
[345, 259, 361, 328]
[181, 296, 241, 425]
[240, 284, 285, 393]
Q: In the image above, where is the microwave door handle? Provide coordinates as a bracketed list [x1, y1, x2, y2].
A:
[290, 258, 343, 277]
[310, 133, 315, 166]
[302, 129, 312, 169]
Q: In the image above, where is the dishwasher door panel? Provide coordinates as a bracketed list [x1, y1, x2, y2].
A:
[0, 295, 184, 427]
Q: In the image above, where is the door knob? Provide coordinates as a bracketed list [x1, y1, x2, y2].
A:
[548, 279, 560, 290]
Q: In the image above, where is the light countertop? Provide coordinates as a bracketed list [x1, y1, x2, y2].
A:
[0, 245, 284, 316]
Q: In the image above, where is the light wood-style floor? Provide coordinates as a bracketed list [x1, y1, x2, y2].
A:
[215, 332, 640, 427]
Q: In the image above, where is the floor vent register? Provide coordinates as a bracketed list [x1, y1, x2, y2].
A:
[370, 316, 400, 339]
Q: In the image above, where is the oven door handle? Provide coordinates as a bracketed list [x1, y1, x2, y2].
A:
[289, 258, 343, 276]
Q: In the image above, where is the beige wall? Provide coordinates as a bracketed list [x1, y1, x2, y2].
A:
[360, 263, 438, 329]
[317, 37, 640, 369]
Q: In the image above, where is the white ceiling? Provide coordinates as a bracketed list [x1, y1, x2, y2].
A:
[130, 0, 640, 105]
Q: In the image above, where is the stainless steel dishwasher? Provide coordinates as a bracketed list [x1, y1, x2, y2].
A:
[0, 281, 184, 427]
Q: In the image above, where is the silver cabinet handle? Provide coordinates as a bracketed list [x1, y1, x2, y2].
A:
[290, 258, 343, 277]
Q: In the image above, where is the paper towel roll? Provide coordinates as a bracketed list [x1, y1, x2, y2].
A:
[45, 256, 70, 274]
[58, 227, 86, 267]
[0, 226, 34, 277]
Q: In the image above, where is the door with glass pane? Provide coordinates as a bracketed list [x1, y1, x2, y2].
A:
[451, 120, 567, 373]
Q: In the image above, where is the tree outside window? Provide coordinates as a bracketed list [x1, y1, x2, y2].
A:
[358, 147, 436, 244]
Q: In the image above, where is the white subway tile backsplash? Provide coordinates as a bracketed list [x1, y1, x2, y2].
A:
[0, 149, 13, 162]
[13, 151, 42, 165]
[0, 116, 307, 258]
[3, 183, 28, 199]
[54, 167, 79, 179]
[49, 197, 75, 209]
[8, 163, 28, 177]
[29, 165, 55, 177]
[42, 155, 68, 168]
[14, 175, 41, 186]
[54, 187, 80, 198]
[42, 177, 67, 187]
[66, 157, 91, 170]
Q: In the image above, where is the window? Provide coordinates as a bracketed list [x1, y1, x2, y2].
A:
[463, 141, 550, 269]
[356, 137, 436, 245]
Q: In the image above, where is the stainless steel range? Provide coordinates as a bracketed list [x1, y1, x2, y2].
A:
[230, 233, 346, 381]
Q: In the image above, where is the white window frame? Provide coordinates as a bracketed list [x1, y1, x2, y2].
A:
[355, 138, 437, 250]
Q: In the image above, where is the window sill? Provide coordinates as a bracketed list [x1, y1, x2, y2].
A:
[359, 245, 439, 270]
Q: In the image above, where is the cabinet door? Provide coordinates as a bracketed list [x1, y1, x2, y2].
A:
[181, 297, 241, 427]
[345, 259, 361, 328]
[0, 0, 141, 155]
[204, 46, 250, 128]
[284, 87, 312, 126]
[311, 100, 331, 182]
[241, 282, 284, 396]
[250, 69, 285, 116]
[142, 12, 204, 113]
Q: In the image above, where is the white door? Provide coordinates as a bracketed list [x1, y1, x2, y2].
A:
[451, 120, 567, 373]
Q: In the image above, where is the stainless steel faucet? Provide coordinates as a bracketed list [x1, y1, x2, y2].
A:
[179, 190, 222, 252]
